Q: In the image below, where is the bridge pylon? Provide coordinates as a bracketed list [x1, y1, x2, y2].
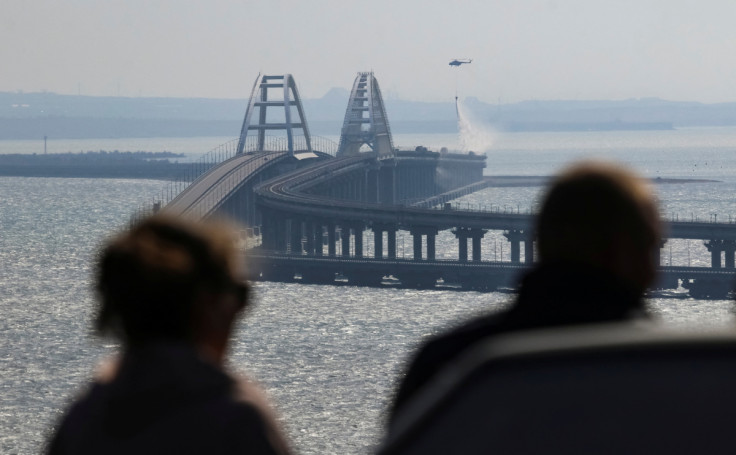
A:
[337, 72, 394, 157]
[236, 74, 313, 156]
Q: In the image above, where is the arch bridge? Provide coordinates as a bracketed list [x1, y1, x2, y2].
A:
[157, 72, 736, 298]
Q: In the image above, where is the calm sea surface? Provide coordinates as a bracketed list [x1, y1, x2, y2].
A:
[3, 129, 736, 454]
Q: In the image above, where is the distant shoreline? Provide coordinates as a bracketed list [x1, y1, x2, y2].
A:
[0, 151, 193, 180]
[0, 119, 676, 140]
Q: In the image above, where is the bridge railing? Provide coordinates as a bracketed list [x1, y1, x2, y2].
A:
[189, 151, 289, 219]
[420, 202, 736, 225]
[130, 135, 337, 223]
[421, 200, 536, 215]
[663, 213, 736, 224]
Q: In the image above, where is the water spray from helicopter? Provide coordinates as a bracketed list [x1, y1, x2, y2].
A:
[450, 58, 496, 154]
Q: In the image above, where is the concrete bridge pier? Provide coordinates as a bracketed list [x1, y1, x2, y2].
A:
[372, 223, 399, 259]
[354, 224, 364, 257]
[387, 228, 397, 259]
[654, 240, 665, 267]
[471, 229, 488, 262]
[524, 232, 535, 264]
[453, 228, 487, 262]
[289, 218, 302, 254]
[726, 241, 736, 268]
[411, 227, 439, 261]
[341, 224, 351, 257]
[304, 220, 316, 256]
[705, 240, 725, 268]
[339, 222, 365, 257]
[373, 228, 383, 259]
[454, 228, 470, 262]
[314, 223, 324, 257]
[503, 230, 527, 264]
[327, 223, 337, 257]
[427, 233, 436, 260]
[703, 239, 736, 268]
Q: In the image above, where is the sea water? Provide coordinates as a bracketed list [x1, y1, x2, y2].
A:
[2, 128, 736, 454]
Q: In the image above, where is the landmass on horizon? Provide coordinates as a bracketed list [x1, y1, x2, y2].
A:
[2, 90, 736, 140]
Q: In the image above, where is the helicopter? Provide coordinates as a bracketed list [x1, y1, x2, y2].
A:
[449, 58, 472, 67]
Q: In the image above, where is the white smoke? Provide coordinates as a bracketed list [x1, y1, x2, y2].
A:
[456, 98, 496, 154]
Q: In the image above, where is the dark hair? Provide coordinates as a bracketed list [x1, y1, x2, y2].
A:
[95, 215, 245, 345]
[537, 161, 660, 264]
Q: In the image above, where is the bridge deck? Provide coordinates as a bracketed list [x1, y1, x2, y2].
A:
[256, 155, 736, 239]
[165, 151, 287, 218]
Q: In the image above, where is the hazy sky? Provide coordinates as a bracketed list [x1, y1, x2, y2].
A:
[4, 0, 736, 103]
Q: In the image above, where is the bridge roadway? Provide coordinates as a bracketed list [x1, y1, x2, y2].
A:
[252, 152, 736, 297]
[165, 151, 289, 219]
[256, 152, 533, 231]
[256, 152, 736, 242]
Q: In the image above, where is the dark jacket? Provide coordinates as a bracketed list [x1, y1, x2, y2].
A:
[388, 262, 646, 424]
[48, 343, 292, 455]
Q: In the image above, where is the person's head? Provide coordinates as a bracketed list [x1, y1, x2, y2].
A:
[536, 161, 662, 294]
[95, 214, 249, 361]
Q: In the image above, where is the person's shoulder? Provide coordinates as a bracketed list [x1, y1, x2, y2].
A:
[46, 382, 106, 454]
[421, 311, 508, 362]
[223, 375, 293, 455]
[389, 310, 509, 419]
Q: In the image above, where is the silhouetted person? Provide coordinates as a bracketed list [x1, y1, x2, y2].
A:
[47, 215, 292, 454]
[387, 161, 662, 424]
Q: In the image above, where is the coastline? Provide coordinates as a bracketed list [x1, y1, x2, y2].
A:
[0, 151, 194, 180]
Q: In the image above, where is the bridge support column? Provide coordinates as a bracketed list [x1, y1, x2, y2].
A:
[290, 219, 302, 254]
[726, 241, 736, 268]
[327, 223, 337, 257]
[471, 229, 487, 262]
[411, 227, 439, 261]
[413, 234, 422, 261]
[453, 228, 486, 262]
[457, 231, 469, 262]
[387, 228, 397, 259]
[504, 230, 524, 264]
[314, 223, 324, 257]
[304, 221, 315, 256]
[655, 239, 666, 267]
[705, 240, 724, 268]
[341, 225, 351, 257]
[524, 233, 535, 264]
[354, 224, 364, 258]
[427, 232, 436, 261]
[373, 227, 383, 259]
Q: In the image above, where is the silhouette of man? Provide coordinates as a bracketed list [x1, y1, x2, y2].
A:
[48, 215, 292, 454]
[387, 161, 662, 423]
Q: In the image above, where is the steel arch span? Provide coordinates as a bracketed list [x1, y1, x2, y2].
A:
[236, 74, 313, 157]
[337, 72, 394, 157]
